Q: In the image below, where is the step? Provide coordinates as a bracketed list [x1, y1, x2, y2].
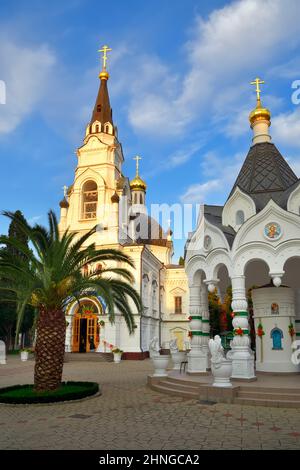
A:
[238, 390, 300, 401]
[64, 352, 113, 362]
[162, 378, 201, 390]
[234, 397, 300, 408]
[151, 383, 199, 399]
[238, 385, 300, 394]
[160, 379, 201, 394]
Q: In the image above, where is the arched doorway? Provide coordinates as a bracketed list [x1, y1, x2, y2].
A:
[72, 300, 101, 353]
[244, 259, 271, 353]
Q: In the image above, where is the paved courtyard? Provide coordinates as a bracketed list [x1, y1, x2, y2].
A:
[0, 356, 300, 450]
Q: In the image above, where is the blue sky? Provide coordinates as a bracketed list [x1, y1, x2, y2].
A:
[1, 0, 300, 260]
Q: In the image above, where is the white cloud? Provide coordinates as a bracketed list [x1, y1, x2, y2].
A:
[180, 179, 220, 204]
[272, 107, 300, 148]
[180, 151, 244, 204]
[126, 0, 300, 136]
[0, 40, 56, 134]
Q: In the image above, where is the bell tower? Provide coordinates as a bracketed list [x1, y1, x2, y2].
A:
[59, 45, 126, 245]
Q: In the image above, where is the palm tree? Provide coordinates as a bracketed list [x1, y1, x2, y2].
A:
[0, 210, 142, 392]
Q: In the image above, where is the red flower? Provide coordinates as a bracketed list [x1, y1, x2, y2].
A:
[188, 331, 192, 338]
[188, 316, 192, 321]
[235, 327, 244, 336]
[289, 324, 295, 338]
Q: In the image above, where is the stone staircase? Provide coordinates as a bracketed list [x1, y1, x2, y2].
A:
[64, 352, 113, 363]
[234, 386, 300, 408]
[149, 376, 200, 399]
[148, 375, 300, 408]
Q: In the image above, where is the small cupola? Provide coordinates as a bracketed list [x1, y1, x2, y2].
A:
[130, 156, 147, 207]
[249, 77, 271, 145]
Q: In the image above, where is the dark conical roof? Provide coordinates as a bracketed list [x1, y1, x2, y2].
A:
[90, 77, 113, 128]
[228, 142, 299, 210]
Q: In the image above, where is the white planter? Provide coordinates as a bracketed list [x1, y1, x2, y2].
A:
[113, 353, 122, 363]
[152, 355, 170, 377]
[171, 351, 187, 371]
[20, 351, 29, 362]
[211, 359, 232, 387]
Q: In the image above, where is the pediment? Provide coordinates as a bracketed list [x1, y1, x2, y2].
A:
[232, 199, 300, 251]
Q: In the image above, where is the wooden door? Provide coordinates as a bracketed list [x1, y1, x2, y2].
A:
[72, 316, 80, 352]
[86, 316, 99, 352]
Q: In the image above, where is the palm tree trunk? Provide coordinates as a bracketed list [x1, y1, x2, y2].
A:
[34, 307, 66, 391]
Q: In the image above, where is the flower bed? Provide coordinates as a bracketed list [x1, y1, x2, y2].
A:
[0, 381, 99, 404]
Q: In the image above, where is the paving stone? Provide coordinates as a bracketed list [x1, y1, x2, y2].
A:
[1, 356, 300, 450]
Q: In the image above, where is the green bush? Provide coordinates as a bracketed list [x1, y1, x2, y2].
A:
[0, 381, 99, 404]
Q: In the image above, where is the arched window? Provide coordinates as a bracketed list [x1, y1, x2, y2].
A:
[134, 193, 138, 204]
[236, 210, 245, 226]
[271, 328, 283, 350]
[175, 296, 182, 314]
[152, 280, 158, 311]
[140, 193, 143, 204]
[95, 124, 99, 133]
[105, 124, 109, 134]
[82, 181, 98, 219]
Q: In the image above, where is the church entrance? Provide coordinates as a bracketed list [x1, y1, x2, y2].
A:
[72, 301, 100, 352]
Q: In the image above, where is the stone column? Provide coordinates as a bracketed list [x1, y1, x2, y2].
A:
[229, 275, 256, 380]
[200, 284, 210, 369]
[187, 285, 207, 374]
[65, 315, 72, 352]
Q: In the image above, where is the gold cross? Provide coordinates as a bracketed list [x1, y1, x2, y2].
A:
[62, 185, 68, 198]
[133, 155, 142, 176]
[98, 44, 112, 70]
[250, 77, 265, 102]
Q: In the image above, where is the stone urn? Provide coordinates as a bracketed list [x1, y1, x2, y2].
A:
[171, 351, 187, 371]
[152, 355, 170, 377]
[211, 359, 232, 387]
[112, 349, 123, 363]
[20, 350, 29, 362]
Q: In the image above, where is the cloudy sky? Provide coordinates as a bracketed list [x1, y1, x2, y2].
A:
[1, 0, 300, 259]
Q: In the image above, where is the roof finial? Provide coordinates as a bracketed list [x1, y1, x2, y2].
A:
[62, 185, 68, 198]
[98, 44, 112, 80]
[130, 156, 147, 192]
[133, 155, 142, 177]
[249, 76, 271, 143]
[250, 77, 265, 105]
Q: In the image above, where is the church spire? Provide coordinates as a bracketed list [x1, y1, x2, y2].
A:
[249, 77, 271, 145]
[90, 45, 114, 133]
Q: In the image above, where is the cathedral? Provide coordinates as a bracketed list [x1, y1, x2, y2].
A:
[59, 48, 189, 358]
[58, 47, 300, 375]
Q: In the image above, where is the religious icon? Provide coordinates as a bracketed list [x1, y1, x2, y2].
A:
[271, 303, 279, 315]
[204, 235, 212, 250]
[264, 222, 281, 240]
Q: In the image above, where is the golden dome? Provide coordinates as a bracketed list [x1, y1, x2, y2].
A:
[130, 175, 147, 191]
[249, 100, 271, 128]
[99, 70, 109, 80]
